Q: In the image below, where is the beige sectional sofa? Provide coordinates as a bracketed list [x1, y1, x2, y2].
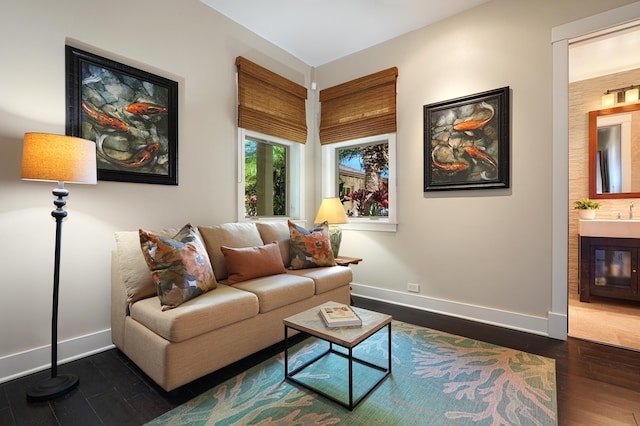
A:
[111, 221, 352, 391]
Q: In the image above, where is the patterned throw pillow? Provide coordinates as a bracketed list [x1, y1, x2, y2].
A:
[139, 224, 217, 310]
[287, 220, 336, 269]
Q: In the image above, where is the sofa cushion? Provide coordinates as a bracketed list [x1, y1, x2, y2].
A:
[286, 266, 353, 295]
[256, 222, 290, 267]
[115, 227, 179, 304]
[139, 224, 217, 310]
[221, 242, 287, 284]
[198, 223, 264, 281]
[129, 284, 259, 342]
[233, 274, 315, 313]
[288, 220, 336, 269]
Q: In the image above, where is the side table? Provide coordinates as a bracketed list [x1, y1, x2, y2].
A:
[334, 256, 362, 266]
[283, 302, 392, 410]
[334, 256, 362, 304]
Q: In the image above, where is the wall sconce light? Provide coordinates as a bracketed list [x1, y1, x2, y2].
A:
[626, 87, 639, 103]
[602, 92, 616, 108]
[602, 85, 639, 108]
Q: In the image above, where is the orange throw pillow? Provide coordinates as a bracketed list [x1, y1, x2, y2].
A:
[221, 242, 287, 284]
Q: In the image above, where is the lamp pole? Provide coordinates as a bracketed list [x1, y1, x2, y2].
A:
[27, 183, 79, 401]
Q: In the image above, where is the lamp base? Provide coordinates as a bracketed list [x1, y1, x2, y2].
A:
[27, 374, 79, 402]
[328, 224, 342, 259]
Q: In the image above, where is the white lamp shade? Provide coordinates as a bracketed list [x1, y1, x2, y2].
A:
[601, 92, 615, 108]
[21, 133, 97, 184]
[314, 197, 348, 224]
[626, 88, 639, 103]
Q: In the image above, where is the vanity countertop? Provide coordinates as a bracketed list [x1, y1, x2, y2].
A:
[579, 219, 640, 238]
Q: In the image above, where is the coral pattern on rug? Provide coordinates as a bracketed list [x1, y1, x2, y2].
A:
[146, 321, 556, 425]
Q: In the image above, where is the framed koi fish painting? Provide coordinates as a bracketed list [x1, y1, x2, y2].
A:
[65, 45, 178, 185]
[423, 87, 509, 191]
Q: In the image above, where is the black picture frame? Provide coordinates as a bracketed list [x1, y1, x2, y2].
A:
[424, 87, 509, 191]
[66, 45, 178, 185]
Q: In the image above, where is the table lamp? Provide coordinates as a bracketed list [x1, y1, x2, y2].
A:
[21, 132, 97, 401]
[314, 197, 348, 258]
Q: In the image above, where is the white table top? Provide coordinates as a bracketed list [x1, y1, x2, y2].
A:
[283, 301, 392, 347]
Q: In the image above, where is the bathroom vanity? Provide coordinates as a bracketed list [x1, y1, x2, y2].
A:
[579, 220, 640, 302]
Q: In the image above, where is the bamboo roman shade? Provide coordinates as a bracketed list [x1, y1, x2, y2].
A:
[236, 56, 308, 143]
[319, 67, 398, 145]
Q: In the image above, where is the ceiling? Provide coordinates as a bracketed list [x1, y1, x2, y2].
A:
[201, 0, 490, 67]
[201, 1, 640, 79]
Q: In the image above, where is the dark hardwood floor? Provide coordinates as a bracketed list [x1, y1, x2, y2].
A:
[1, 296, 639, 425]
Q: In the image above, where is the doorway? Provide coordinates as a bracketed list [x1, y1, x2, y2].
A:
[565, 18, 640, 351]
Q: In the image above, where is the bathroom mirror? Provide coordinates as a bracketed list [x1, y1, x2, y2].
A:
[589, 103, 640, 199]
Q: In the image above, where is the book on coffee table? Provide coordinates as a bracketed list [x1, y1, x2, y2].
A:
[319, 304, 362, 327]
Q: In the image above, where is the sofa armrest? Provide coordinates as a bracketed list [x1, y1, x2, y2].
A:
[110, 250, 128, 349]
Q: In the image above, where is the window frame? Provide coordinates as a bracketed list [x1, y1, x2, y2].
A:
[237, 128, 304, 222]
[321, 133, 397, 232]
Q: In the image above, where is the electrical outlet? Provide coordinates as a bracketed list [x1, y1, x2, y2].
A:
[407, 283, 420, 293]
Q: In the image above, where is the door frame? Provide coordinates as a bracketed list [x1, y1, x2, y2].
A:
[551, 2, 640, 339]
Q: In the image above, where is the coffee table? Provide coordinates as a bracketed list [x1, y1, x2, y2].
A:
[283, 302, 392, 410]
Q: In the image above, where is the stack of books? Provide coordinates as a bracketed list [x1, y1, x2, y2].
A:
[319, 304, 362, 328]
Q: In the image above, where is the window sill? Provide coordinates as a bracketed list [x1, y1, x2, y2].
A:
[243, 217, 291, 222]
[341, 219, 397, 233]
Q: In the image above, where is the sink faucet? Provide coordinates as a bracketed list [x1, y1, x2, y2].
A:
[631, 202, 635, 219]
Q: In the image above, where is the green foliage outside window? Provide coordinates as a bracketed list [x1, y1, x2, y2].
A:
[245, 139, 287, 217]
[338, 143, 389, 217]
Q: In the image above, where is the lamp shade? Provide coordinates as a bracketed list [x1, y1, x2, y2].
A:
[21, 133, 97, 184]
[314, 197, 348, 224]
[626, 88, 639, 103]
[601, 92, 615, 108]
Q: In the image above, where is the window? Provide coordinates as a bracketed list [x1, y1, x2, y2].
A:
[235, 57, 307, 221]
[238, 129, 303, 221]
[318, 67, 398, 232]
[321, 133, 396, 232]
[338, 142, 389, 217]
[244, 137, 287, 216]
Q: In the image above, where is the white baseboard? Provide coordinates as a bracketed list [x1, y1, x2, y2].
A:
[0, 287, 564, 385]
[351, 283, 552, 337]
[0, 329, 114, 384]
[547, 310, 568, 339]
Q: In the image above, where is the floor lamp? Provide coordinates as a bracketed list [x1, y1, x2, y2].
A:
[21, 133, 97, 401]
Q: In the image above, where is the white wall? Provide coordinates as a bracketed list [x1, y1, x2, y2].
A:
[1, 0, 637, 383]
[0, 0, 313, 382]
[316, 0, 638, 334]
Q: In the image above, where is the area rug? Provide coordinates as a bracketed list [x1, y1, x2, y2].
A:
[146, 321, 557, 425]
